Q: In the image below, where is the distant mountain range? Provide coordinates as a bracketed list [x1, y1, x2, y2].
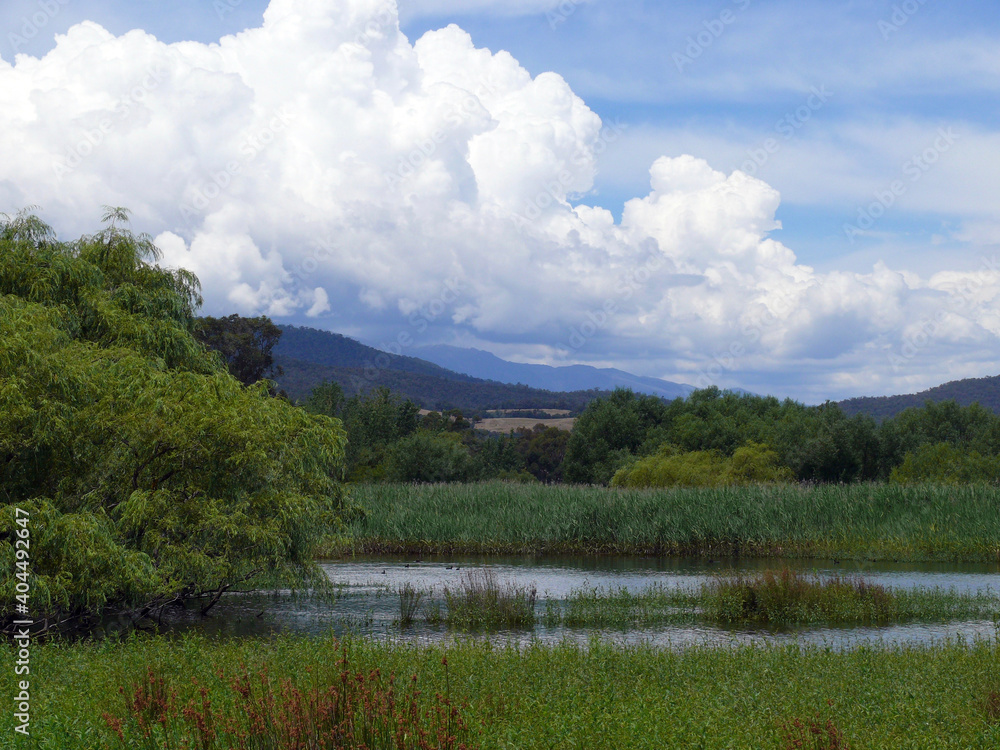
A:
[413, 345, 695, 400]
[838, 374, 1000, 419]
[272, 325, 698, 409]
[274, 325, 1000, 421]
[273, 326, 613, 412]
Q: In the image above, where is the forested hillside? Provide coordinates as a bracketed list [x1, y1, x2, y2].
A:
[276, 355, 607, 412]
[275, 325, 475, 381]
[838, 375, 1000, 419]
[273, 325, 609, 411]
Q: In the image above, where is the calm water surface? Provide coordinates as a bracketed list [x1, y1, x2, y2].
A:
[117, 555, 1000, 649]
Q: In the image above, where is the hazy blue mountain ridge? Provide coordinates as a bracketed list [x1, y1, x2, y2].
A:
[412, 344, 695, 399]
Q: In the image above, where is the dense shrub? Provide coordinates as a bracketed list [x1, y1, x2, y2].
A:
[890, 442, 1000, 484]
[384, 431, 476, 483]
[611, 442, 792, 488]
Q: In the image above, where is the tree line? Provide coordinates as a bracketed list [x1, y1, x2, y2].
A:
[563, 387, 1000, 486]
[194, 305, 1000, 489]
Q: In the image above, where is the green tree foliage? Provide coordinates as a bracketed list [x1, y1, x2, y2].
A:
[514, 425, 570, 483]
[611, 445, 727, 488]
[472, 434, 534, 482]
[0, 207, 207, 372]
[0, 209, 349, 631]
[878, 401, 1000, 467]
[384, 431, 475, 483]
[723, 442, 796, 485]
[564, 386, 980, 485]
[304, 380, 346, 419]
[195, 314, 284, 385]
[889, 442, 1000, 484]
[563, 389, 671, 484]
[776, 406, 882, 483]
[337, 387, 420, 481]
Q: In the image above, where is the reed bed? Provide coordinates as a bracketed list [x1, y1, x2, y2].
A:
[398, 582, 424, 627]
[10, 634, 1000, 749]
[704, 568, 895, 626]
[336, 482, 1000, 561]
[551, 571, 1000, 629]
[394, 568, 1000, 630]
[440, 568, 537, 629]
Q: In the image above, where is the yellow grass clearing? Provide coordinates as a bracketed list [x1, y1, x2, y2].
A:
[475, 417, 576, 433]
[491, 408, 572, 416]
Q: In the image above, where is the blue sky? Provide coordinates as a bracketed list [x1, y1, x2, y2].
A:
[2, 0, 999, 401]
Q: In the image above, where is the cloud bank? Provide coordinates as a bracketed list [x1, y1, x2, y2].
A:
[1, 0, 998, 401]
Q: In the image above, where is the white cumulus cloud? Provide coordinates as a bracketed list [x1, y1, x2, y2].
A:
[1, 0, 998, 401]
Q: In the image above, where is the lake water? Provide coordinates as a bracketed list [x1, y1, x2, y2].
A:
[113, 555, 1000, 649]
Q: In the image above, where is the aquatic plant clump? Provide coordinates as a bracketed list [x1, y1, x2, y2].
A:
[443, 568, 537, 628]
[703, 568, 897, 626]
[550, 571, 1000, 629]
[398, 581, 424, 627]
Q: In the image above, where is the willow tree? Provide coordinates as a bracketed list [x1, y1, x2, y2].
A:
[0, 209, 349, 631]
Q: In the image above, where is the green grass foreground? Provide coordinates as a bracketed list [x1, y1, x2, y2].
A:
[5, 634, 1000, 749]
[332, 482, 1000, 561]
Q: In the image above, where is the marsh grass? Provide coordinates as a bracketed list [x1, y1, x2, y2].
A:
[398, 581, 424, 626]
[443, 569, 536, 629]
[102, 645, 476, 750]
[550, 570, 1000, 629]
[558, 585, 699, 629]
[342, 482, 1000, 561]
[704, 568, 895, 626]
[389, 570, 998, 631]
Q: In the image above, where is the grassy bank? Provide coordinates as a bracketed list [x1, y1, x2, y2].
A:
[330, 482, 1000, 561]
[6, 634, 1000, 748]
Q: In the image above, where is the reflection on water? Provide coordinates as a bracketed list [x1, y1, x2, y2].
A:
[102, 555, 1000, 649]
